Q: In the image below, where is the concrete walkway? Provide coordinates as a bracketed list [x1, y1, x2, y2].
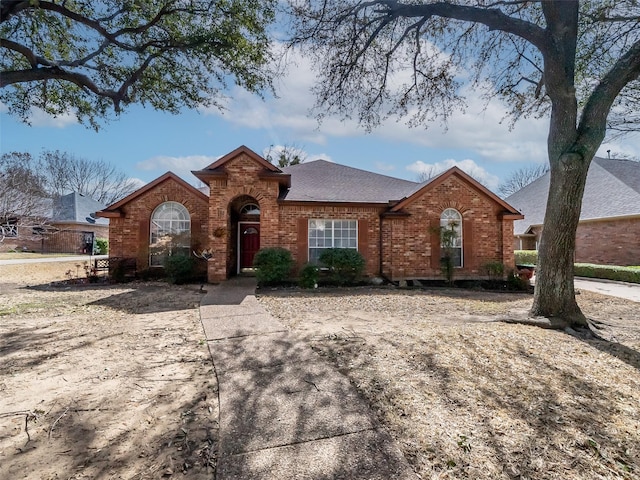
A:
[199, 277, 416, 480]
[575, 277, 640, 302]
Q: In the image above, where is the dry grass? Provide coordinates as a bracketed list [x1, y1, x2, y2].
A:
[259, 288, 640, 480]
[0, 267, 218, 479]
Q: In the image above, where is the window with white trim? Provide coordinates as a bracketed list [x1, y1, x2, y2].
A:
[149, 202, 191, 267]
[308, 219, 357, 264]
[440, 208, 462, 267]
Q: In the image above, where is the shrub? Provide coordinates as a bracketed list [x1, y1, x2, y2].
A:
[164, 254, 196, 284]
[253, 247, 294, 285]
[483, 261, 505, 279]
[318, 248, 365, 285]
[515, 250, 538, 265]
[506, 270, 531, 291]
[574, 263, 640, 284]
[298, 263, 319, 289]
[95, 238, 108, 255]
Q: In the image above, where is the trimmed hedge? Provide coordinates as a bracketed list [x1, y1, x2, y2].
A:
[318, 248, 365, 285]
[574, 263, 640, 284]
[165, 254, 196, 284]
[515, 250, 538, 265]
[253, 247, 294, 285]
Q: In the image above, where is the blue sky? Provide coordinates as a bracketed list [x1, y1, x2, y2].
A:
[1, 49, 638, 195]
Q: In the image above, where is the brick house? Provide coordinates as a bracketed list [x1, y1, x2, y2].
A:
[507, 157, 640, 266]
[97, 145, 523, 283]
[1, 192, 108, 254]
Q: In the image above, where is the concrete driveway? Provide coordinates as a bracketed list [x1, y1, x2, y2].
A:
[575, 277, 640, 302]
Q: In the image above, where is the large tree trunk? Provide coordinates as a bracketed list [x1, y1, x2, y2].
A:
[530, 152, 590, 328]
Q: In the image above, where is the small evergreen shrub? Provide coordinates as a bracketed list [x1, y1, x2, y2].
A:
[165, 254, 196, 284]
[318, 248, 365, 285]
[515, 250, 538, 265]
[574, 263, 640, 284]
[483, 261, 505, 279]
[253, 247, 294, 285]
[95, 238, 108, 254]
[506, 270, 531, 291]
[298, 263, 319, 289]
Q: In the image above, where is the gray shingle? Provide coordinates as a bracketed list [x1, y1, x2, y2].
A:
[281, 160, 419, 203]
[507, 157, 640, 235]
[52, 192, 108, 225]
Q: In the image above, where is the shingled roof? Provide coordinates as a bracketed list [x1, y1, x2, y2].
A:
[281, 160, 419, 203]
[52, 192, 108, 225]
[506, 157, 640, 235]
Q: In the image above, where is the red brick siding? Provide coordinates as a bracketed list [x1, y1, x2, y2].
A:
[205, 153, 281, 281]
[277, 204, 384, 276]
[382, 176, 512, 281]
[575, 217, 640, 266]
[108, 178, 209, 271]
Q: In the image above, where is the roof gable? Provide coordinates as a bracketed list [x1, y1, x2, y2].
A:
[96, 172, 208, 218]
[199, 145, 281, 173]
[391, 167, 522, 215]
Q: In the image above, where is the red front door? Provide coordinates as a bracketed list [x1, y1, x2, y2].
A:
[240, 223, 260, 269]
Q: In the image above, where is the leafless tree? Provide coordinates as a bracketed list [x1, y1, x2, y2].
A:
[38, 150, 138, 205]
[499, 164, 549, 197]
[289, 0, 640, 328]
[264, 144, 308, 168]
[0, 153, 49, 242]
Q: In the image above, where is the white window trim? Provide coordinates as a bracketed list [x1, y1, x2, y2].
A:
[440, 208, 463, 268]
[149, 201, 191, 267]
[307, 219, 358, 263]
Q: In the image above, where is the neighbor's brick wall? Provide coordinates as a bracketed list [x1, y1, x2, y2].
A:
[2, 223, 108, 254]
[278, 204, 385, 276]
[382, 176, 512, 281]
[574, 217, 640, 266]
[108, 178, 209, 271]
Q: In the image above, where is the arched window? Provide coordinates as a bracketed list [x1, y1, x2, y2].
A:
[240, 203, 260, 215]
[440, 208, 462, 267]
[149, 202, 191, 267]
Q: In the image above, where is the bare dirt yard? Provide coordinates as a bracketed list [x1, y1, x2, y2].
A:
[2, 258, 639, 480]
[258, 287, 640, 480]
[0, 262, 218, 479]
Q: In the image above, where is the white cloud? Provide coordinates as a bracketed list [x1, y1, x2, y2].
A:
[28, 107, 77, 128]
[204, 48, 549, 165]
[374, 161, 396, 172]
[406, 158, 500, 191]
[598, 136, 640, 160]
[135, 155, 218, 183]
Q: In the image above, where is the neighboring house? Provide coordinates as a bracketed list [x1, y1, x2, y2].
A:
[507, 157, 640, 266]
[1, 192, 108, 254]
[97, 145, 523, 283]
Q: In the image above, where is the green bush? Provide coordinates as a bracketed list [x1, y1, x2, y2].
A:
[164, 254, 196, 284]
[483, 261, 505, 279]
[574, 263, 640, 284]
[95, 238, 108, 254]
[298, 263, 319, 289]
[253, 247, 294, 285]
[507, 270, 531, 291]
[318, 248, 365, 285]
[515, 250, 538, 265]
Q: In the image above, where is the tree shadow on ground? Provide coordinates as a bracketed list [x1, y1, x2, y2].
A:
[310, 324, 639, 479]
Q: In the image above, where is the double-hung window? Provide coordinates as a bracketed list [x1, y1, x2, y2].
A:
[308, 219, 357, 264]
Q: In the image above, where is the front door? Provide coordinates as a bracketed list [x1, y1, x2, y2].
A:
[240, 223, 260, 270]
